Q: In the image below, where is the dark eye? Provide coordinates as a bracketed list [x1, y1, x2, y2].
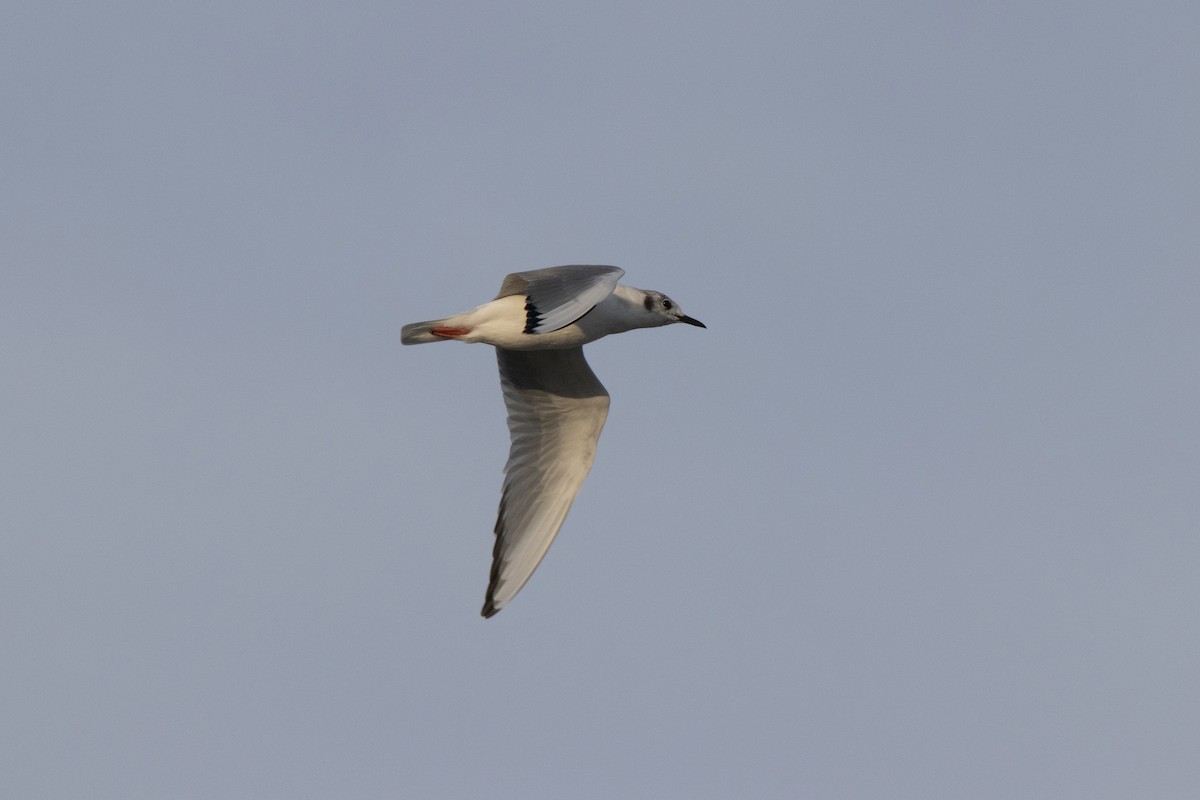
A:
[662, 298, 673, 310]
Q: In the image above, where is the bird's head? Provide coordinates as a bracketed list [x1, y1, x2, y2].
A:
[637, 290, 706, 329]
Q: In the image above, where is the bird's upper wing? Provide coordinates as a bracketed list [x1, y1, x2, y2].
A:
[494, 265, 625, 334]
[483, 347, 610, 617]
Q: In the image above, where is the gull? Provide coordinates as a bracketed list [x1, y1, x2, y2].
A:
[401, 265, 705, 617]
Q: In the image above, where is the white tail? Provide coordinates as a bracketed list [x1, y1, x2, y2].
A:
[400, 318, 450, 344]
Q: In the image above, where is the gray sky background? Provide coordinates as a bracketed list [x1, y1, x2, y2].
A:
[4, 1, 1199, 798]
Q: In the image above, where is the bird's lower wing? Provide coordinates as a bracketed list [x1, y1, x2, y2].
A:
[483, 347, 611, 617]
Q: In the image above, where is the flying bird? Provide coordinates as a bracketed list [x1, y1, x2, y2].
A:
[401, 265, 705, 617]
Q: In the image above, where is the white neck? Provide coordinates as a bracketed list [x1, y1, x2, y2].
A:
[588, 284, 655, 335]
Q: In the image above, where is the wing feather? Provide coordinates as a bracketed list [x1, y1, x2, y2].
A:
[482, 347, 610, 617]
[494, 265, 624, 334]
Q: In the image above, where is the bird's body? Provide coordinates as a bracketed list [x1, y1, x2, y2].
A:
[401, 265, 703, 617]
[401, 285, 656, 350]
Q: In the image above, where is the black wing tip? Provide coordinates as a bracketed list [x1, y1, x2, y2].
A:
[482, 501, 506, 619]
[523, 299, 542, 334]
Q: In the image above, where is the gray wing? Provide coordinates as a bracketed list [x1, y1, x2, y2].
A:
[494, 265, 624, 334]
[482, 347, 611, 617]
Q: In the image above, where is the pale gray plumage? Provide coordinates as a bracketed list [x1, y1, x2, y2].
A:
[494, 265, 624, 333]
[401, 265, 704, 617]
[484, 348, 609, 617]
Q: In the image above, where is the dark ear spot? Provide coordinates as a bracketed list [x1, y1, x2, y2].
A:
[643, 295, 654, 311]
